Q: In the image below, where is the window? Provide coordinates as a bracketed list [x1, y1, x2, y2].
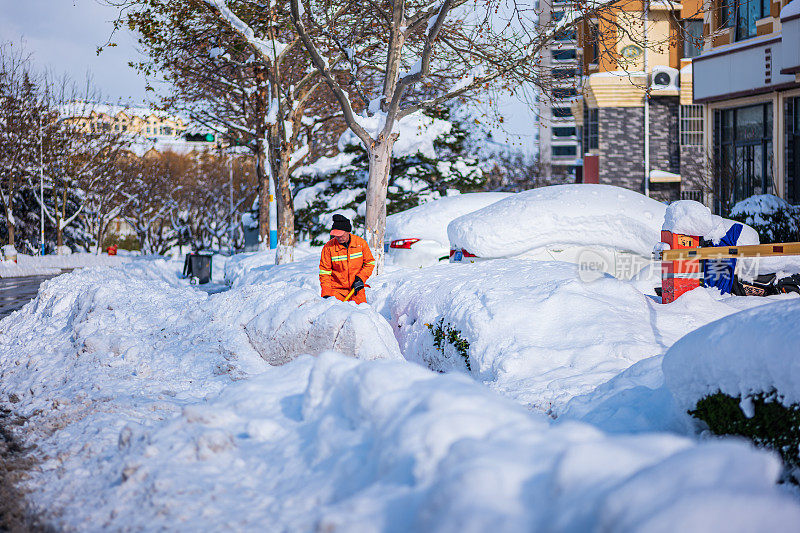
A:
[723, 0, 770, 41]
[682, 19, 704, 58]
[680, 105, 704, 146]
[552, 11, 564, 21]
[588, 24, 600, 64]
[553, 68, 576, 79]
[552, 87, 577, 99]
[786, 97, 800, 204]
[553, 126, 576, 137]
[553, 107, 572, 118]
[552, 49, 576, 61]
[583, 107, 598, 152]
[552, 145, 577, 157]
[555, 30, 576, 42]
[714, 103, 774, 212]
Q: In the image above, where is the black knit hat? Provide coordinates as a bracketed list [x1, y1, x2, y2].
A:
[330, 214, 352, 236]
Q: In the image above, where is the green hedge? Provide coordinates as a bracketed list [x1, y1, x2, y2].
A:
[689, 390, 800, 480]
[426, 318, 471, 372]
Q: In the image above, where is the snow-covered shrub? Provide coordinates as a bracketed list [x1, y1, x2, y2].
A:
[663, 298, 800, 479]
[293, 108, 485, 244]
[729, 194, 800, 244]
[689, 390, 800, 481]
[426, 318, 471, 372]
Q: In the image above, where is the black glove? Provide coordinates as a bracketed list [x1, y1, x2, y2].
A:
[351, 276, 365, 295]
[323, 295, 331, 299]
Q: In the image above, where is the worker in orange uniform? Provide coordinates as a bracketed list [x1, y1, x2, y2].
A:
[319, 214, 376, 304]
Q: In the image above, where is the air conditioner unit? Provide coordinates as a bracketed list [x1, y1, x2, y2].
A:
[650, 66, 680, 91]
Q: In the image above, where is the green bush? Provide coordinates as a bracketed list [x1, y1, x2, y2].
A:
[728, 195, 800, 244]
[426, 318, 471, 372]
[689, 390, 800, 479]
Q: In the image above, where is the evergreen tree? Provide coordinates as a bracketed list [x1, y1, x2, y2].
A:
[293, 108, 484, 245]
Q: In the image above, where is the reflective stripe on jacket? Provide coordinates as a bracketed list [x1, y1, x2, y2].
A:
[319, 234, 375, 304]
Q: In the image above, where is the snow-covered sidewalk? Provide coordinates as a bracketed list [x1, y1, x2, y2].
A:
[0, 252, 129, 278]
[1, 256, 800, 530]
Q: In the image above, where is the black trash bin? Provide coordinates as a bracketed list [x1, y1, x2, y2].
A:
[183, 252, 212, 284]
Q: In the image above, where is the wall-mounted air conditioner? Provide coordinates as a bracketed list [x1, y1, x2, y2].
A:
[650, 66, 680, 91]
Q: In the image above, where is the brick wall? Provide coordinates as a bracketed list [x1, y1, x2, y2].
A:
[649, 97, 680, 176]
[598, 107, 645, 191]
[597, 97, 681, 197]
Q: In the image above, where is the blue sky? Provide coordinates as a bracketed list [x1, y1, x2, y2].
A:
[0, 0, 537, 154]
[0, 0, 152, 103]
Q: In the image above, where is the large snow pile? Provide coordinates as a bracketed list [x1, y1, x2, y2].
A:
[370, 259, 782, 413]
[3, 263, 800, 529]
[386, 192, 512, 245]
[447, 184, 667, 258]
[663, 298, 800, 411]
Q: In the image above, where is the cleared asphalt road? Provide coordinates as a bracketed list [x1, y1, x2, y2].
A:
[0, 274, 62, 320]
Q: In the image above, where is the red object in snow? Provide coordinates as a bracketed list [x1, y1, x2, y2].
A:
[390, 238, 420, 249]
[661, 230, 700, 303]
[106, 245, 118, 256]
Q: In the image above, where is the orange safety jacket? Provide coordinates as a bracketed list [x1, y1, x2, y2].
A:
[319, 234, 376, 304]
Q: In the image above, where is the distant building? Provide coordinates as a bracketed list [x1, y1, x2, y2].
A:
[693, 0, 800, 213]
[60, 102, 187, 137]
[537, 0, 583, 181]
[572, 0, 705, 203]
[59, 102, 218, 157]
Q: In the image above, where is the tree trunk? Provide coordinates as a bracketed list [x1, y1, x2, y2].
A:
[274, 138, 295, 265]
[255, 141, 270, 251]
[6, 209, 14, 247]
[254, 66, 270, 251]
[56, 219, 64, 250]
[364, 136, 396, 275]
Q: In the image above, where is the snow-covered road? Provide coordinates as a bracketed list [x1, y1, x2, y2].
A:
[1, 255, 799, 531]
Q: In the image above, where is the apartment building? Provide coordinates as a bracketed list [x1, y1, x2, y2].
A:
[61, 102, 187, 138]
[537, 0, 584, 181]
[693, 0, 800, 213]
[571, 0, 705, 202]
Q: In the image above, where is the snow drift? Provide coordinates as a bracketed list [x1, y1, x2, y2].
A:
[371, 259, 785, 414]
[2, 258, 800, 530]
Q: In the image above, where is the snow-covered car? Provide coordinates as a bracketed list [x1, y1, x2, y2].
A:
[385, 192, 513, 268]
[447, 184, 668, 279]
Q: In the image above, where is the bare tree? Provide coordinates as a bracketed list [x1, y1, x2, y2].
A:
[117, 0, 358, 263]
[0, 42, 41, 247]
[27, 81, 130, 251]
[282, 0, 637, 272]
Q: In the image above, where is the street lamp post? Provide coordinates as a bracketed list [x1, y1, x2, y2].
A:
[39, 115, 45, 255]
